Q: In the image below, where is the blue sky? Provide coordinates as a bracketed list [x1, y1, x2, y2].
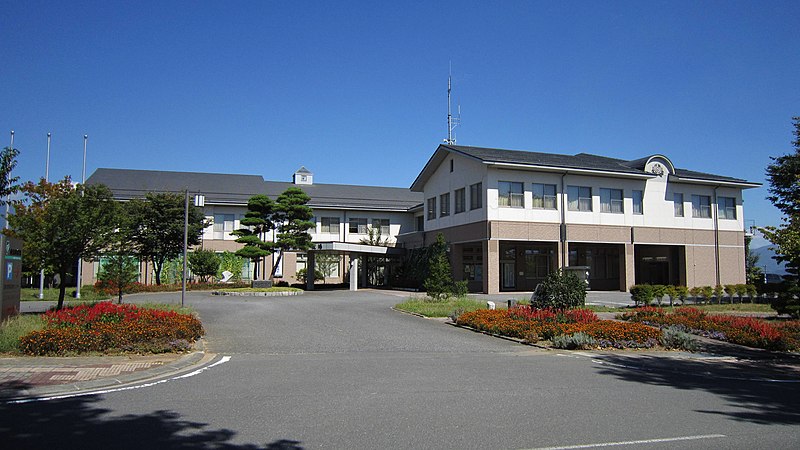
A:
[2, 1, 797, 245]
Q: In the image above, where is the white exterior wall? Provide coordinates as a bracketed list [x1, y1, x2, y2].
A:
[310, 208, 415, 245]
[423, 154, 487, 232]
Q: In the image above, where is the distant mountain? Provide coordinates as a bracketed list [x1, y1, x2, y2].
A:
[752, 245, 788, 275]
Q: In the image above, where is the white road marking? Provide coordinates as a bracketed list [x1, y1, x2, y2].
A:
[5, 355, 232, 405]
[525, 433, 726, 449]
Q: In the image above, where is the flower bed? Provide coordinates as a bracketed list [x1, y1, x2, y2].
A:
[456, 307, 660, 349]
[18, 302, 204, 355]
[619, 307, 800, 351]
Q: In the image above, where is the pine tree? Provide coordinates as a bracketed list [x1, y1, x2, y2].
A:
[423, 233, 453, 300]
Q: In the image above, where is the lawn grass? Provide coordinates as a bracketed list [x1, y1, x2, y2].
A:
[394, 298, 489, 318]
[20, 287, 110, 302]
[138, 302, 197, 316]
[0, 314, 45, 353]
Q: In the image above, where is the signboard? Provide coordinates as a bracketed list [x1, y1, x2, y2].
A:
[0, 235, 22, 321]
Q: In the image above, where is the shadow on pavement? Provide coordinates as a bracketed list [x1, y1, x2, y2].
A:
[0, 382, 303, 450]
[593, 353, 800, 425]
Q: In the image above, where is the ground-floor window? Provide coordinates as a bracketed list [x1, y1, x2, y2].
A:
[462, 245, 483, 281]
[569, 244, 621, 291]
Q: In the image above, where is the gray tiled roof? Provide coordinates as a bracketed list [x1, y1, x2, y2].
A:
[86, 168, 423, 211]
[447, 145, 755, 184]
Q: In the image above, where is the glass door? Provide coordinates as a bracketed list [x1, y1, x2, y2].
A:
[502, 262, 516, 289]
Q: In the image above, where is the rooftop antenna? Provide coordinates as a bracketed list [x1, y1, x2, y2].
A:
[445, 63, 460, 145]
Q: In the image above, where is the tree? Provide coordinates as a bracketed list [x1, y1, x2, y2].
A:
[745, 235, 764, 286]
[270, 187, 315, 279]
[7, 178, 119, 309]
[98, 255, 139, 303]
[423, 233, 453, 300]
[532, 270, 587, 310]
[760, 117, 800, 316]
[761, 117, 800, 279]
[0, 146, 21, 205]
[231, 194, 276, 280]
[314, 253, 340, 283]
[188, 249, 220, 282]
[125, 192, 208, 285]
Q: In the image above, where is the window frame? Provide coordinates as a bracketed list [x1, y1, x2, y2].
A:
[454, 188, 466, 214]
[348, 218, 368, 234]
[498, 181, 524, 208]
[532, 183, 557, 209]
[674, 193, 684, 217]
[427, 197, 436, 221]
[321, 217, 340, 234]
[372, 218, 390, 235]
[600, 188, 624, 214]
[470, 182, 483, 210]
[440, 192, 450, 217]
[632, 190, 643, 215]
[719, 196, 736, 220]
[567, 186, 592, 212]
[691, 195, 712, 218]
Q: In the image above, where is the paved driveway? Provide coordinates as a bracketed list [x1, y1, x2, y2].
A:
[4, 290, 799, 449]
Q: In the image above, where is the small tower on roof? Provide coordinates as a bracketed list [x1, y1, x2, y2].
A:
[293, 166, 313, 185]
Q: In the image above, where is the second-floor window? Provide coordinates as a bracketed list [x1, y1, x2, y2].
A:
[440, 193, 450, 217]
[499, 181, 524, 208]
[692, 195, 711, 218]
[454, 188, 466, 214]
[568, 186, 592, 211]
[349, 218, 368, 234]
[213, 214, 235, 239]
[600, 188, 624, 214]
[427, 197, 436, 220]
[719, 197, 736, 219]
[632, 190, 644, 215]
[470, 182, 483, 210]
[321, 217, 340, 234]
[372, 218, 390, 235]
[532, 183, 556, 209]
[674, 193, 684, 217]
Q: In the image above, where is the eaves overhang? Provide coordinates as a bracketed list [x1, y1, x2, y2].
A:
[490, 162, 656, 180]
[667, 175, 762, 189]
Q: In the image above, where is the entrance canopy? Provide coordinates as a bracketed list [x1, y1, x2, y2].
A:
[310, 242, 406, 256]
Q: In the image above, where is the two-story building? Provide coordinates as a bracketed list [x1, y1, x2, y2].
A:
[407, 144, 759, 294]
[84, 143, 758, 294]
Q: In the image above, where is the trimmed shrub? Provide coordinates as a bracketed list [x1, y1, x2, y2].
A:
[660, 326, 699, 351]
[552, 332, 596, 350]
[630, 285, 654, 306]
[533, 270, 586, 310]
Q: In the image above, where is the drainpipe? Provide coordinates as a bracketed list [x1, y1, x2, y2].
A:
[560, 172, 568, 269]
[713, 185, 721, 286]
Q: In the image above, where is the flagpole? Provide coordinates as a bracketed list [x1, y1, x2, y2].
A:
[39, 133, 51, 299]
[75, 134, 87, 299]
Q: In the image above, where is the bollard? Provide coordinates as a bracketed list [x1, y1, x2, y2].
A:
[508, 299, 517, 309]
[487, 301, 496, 310]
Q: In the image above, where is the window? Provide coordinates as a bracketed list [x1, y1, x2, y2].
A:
[470, 183, 483, 210]
[213, 214, 235, 239]
[349, 218, 368, 234]
[321, 217, 340, 234]
[532, 183, 556, 209]
[372, 218, 390, 235]
[674, 193, 684, 217]
[427, 198, 436, 220]
[632, 190, 643, 215]
[567, 186, 592, 211]
[450, 159, 454, 172]
[454, 188, 466, 214]
[692, 195, 711, 218]
[600, 188, 624, 214]
[416, 215, 424, 232]
[440, 193, 450, 217]
[719, 197, 736, 220]
[498, 181, 524, 208]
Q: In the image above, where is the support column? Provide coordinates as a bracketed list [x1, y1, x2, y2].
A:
[484, 240, 500, 295]
[306, 252, 316, 291]
[622, 243, 635, 291]
[349, 257, 358, 291]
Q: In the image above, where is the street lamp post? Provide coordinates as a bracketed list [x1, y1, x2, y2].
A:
[75, 135, 87, 299]
[39, 133, 51, 299]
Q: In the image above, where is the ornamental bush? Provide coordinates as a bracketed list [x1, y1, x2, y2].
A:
[532, 270, 586, 309]
[552, 332, 596, 350]
[18, 302, 204, 356]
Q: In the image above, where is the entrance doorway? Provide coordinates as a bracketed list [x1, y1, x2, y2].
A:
[498, 242, 556, 292]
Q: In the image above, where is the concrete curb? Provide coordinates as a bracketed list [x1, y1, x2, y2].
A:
[211, 291, 303, 297]
[2, 343, 218, 401]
